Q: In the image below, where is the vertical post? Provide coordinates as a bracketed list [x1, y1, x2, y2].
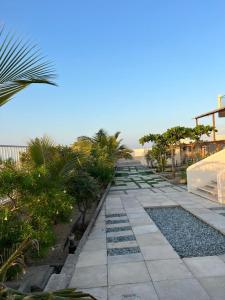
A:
[218, 95, 222, 108]
[195, 118, 198, 126]
[212, 113, 216, 141]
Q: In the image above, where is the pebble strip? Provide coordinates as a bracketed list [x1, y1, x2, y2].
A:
[146, 206, 225, 258]
[106, 226, 132, 233]
[107, 235, 136, 243]
[106, 219, 129, 224]
[107, 246, 140, 256]
[106, 213, 127, 218]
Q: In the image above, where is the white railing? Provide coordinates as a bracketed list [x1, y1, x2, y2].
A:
[187, 149, 225, 202]
[0, 145, 27, 162]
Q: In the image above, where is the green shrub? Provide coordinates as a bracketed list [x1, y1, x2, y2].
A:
[65, 172, 99, 227]
[0, 286, 96, 299]
[0, 161, 74, 254]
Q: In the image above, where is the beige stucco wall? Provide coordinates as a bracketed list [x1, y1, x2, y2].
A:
[131, 148, 151, 166]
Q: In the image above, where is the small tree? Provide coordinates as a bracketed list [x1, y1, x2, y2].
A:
[190, 125, 215, 161]
[65, 172, 99, 228]
[163, 126, 192, 177]
[145, 150, 154, 168]
[139, 134, 168, 172]
[151, 145, 168, 172]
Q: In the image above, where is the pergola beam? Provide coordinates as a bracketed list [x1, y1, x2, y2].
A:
[194, 107, 225, 119]
[193, 106, 225, 142]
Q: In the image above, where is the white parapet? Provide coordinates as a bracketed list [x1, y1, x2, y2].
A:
[187, 149, 225, 203]
[217, 169, 225, 204]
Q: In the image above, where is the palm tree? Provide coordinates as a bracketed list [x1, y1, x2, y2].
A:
[27, 135, 55, 167]
[75, 129, 132, 161]
[0, 26, 56, 106]
[107, 131, 133, 160]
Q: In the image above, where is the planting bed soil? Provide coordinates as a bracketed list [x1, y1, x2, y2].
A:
[146, 206, 225, 258]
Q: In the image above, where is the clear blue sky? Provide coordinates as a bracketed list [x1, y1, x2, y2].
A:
[1, 0, 225, 148]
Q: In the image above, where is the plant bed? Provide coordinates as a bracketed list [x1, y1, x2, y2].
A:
[145, 206, 225, 258]
[115, 172, 129, 177]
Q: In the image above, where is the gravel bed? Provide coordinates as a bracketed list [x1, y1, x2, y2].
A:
[145, 206, 225, 258]
[107, 235, 136, 243]
[106, 226, 132, 233]
[106, 219, 129, 224]
[106, 213, 127, 218]
[107, 246, 140, 256]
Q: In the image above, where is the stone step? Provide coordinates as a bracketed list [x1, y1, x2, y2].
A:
[211, 180, 217, 185]
[198, 183, 218, 196]
[205, 183, 217, 189]
[198, 186, 218, 196]
[194, 188, 218, 202]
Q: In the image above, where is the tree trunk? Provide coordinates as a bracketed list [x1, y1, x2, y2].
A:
[171, 147, 176, 178]
[193, 141, 200, 162]
[191, 144, 194, 163]
[77, 202, 87, 230]
[150, 160, 153, 168]
[159, 150, 163, 172]
[81, 211, 86, 229]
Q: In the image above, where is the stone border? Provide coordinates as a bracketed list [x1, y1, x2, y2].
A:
[72, 182, 111, 259]
[183, 206, 225, 236]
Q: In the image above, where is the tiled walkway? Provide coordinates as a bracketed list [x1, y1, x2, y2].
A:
[69, 162, 225, 300]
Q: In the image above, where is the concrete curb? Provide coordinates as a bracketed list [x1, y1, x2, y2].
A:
[71, 182, 111, 260]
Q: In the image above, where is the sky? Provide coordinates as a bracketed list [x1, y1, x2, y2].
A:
[1, 0, 225, 148]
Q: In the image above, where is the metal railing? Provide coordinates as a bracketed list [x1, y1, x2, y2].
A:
[0, 145, 27, 162]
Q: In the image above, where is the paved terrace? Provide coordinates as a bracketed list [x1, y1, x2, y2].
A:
[69, 161, 225, 300]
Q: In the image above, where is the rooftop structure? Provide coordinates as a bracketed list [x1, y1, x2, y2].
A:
[194, 95, 225, 141]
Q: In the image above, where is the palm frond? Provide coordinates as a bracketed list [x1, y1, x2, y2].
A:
[0, 239, 38, 282]
[0, 27, 56, 106]
[28, 135, 55, 167]
[60, 152, 85, 177]
[77, 136, 94, 143]
[114, 131, 121, 139]
[0, 286, 97, 299]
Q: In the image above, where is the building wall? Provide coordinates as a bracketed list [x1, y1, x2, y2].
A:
[132, 141, 225, 167]
[132, 148, 150, 166]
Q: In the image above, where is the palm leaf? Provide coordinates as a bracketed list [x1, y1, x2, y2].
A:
[0, 26, 56, 106]
[0, 239, 38, 282]
[27, 135, 55, 167]
[0, 286, 97, 299]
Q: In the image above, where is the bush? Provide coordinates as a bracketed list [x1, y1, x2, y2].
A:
[0, 130, 125, 279]
[65, 172, 100, 227]
[0, 161, 74, 255]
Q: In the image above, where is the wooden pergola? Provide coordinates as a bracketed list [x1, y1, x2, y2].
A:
[194, 106, 225, 141]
